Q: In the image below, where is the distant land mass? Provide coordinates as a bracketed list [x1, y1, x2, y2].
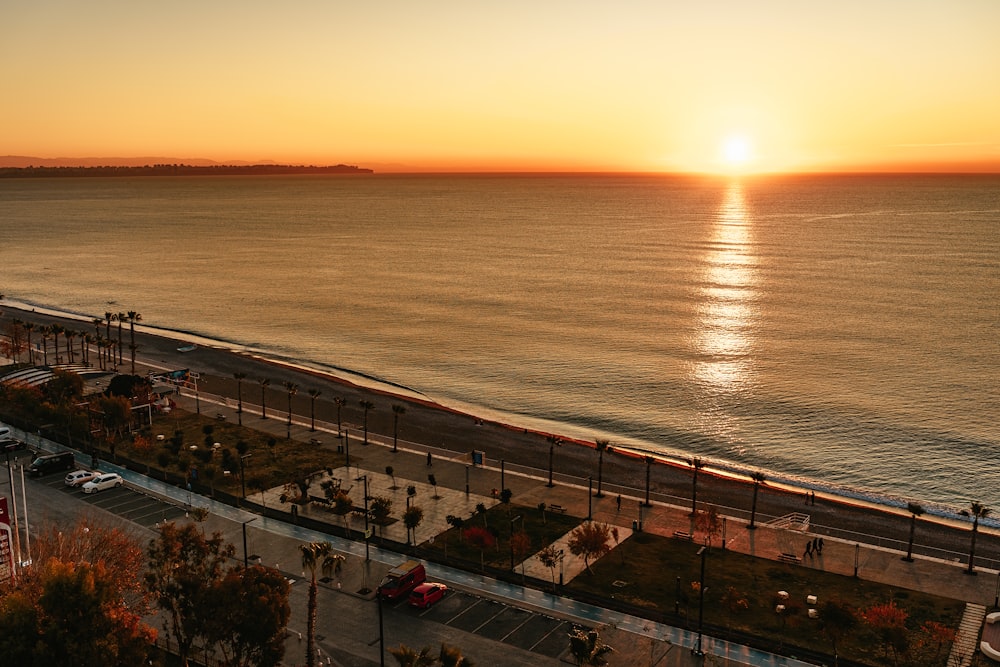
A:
[0, 159, 373, 178]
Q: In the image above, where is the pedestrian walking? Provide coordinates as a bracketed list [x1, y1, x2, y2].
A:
[804, 542, 812, 558]
[818, 537, 824, 553]
[616, 494, 622, 511]
[427, 452, 432, 466]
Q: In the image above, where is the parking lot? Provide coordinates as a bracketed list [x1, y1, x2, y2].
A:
[384, 586, 577, 660]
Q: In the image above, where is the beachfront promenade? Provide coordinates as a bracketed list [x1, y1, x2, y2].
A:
[151, 375, 999, 667]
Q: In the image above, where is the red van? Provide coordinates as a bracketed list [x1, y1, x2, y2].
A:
[379, 560, 426, 600]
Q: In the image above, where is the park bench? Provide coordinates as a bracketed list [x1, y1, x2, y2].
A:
[548, 504, 567, 514]
[779, 552, 802, 564]
[672, 530, 692, 540]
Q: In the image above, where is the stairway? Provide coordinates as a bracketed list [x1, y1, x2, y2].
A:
[947, 602, 986, 667]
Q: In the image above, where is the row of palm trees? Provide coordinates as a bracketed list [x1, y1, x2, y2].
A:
[5, 310, 143, 373]
[230, 371, 410, 450]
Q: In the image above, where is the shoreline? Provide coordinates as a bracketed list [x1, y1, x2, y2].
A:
[2, 300, 997, 544]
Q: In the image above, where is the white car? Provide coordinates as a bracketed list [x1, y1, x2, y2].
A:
[65, 469, 99, 487]
[81, 473, 124, 494]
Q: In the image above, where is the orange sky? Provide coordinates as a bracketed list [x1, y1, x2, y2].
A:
[3, 1, 999, 173]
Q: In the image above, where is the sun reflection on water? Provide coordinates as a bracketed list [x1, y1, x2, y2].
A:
[694, 182, 759, 393]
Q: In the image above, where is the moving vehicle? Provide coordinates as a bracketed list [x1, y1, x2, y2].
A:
[408, 582, 447, 609]
[65, 470, 100, 487]
[27, 451, 75, 476]
[82, 473, 124, 494]
[379, 560, 426, 600]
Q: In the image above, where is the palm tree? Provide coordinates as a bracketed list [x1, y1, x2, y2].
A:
[64, 328, 76, 363]
[594, 439, 609, 497]
[389, 645, 437, 667]
[23, 321, 35, 365]
[392, 404, 406, 452]
[568, 627, 614, 666]
[50, 323, 64, 363]
[104, 311, 114, 366]
[333, 396, 346, 436]
[39, 325, 52, 365]
[82, 333, 94, 365]
[439, 643, 475, 667]
[688, 457, 705, 517]
[233, 372, 246, 425]
[643, 455, 654, 507]
[299, 541, 333, 667]
[305, 388, 322, 431]
[115, 311, 126, 364]
[360, 399, 374, 444]
[259, 378, 271, 419]
[902, 502, 924, 562]
[547, 435, 561, 487]
[127, 310, 141, 373]
[961, 501, 991, 575]
[90, 318, 103, 366]
[283, 381, 298, 438]
[748, 471, 767, 529]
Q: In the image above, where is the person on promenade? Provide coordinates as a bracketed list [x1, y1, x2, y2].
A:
[616, 494, 622, 511]
[427, 452, 433, 466]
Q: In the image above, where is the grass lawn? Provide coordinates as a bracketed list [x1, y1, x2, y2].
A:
[424, 502, 581, 569]
[570, 530, 964, 666]
[113, 407, 344, 495]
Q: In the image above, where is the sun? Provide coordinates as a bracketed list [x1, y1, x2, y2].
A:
[721, 134, 754, 167]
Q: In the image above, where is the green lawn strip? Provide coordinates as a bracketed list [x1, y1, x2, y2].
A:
[119, 408, 343, 494]
[569, 531, 964, 666]
[424, 503, 581, 568]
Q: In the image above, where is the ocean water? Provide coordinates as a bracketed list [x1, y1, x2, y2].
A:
[1, 172, 998, 515]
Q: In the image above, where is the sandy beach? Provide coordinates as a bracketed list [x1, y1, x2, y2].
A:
[4, 304, 999, 563]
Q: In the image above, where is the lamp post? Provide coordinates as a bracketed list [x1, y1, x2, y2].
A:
[357, 474, 370, 562]
[242, 517, 257, 567]
[501, 459, 505, 493]
[465, 466, 470, 498]
[239, 454, 251, 503]
[693, 545, 707, 657]
[559, 549, 565, 587]
[587, 477, 593, 521]
[344, 430, 351, 470]
[376, 585, 385, 667]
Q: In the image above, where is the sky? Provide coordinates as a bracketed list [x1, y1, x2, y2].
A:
[3, 0, 1000, 173]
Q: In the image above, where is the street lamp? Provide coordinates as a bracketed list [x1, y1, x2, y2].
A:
[239, 454, 251, 503]
[356, 474, 370, 561]
[465, 466, 470, 498]
[587, 477, 593, 521]
[242, 517, 257, 567]
[376, 585, 385, 667]
[344, 430, 351, 469]
[693, 545, 707, 657]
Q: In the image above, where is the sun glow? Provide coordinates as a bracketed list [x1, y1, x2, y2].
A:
[721, 135, 754, 167]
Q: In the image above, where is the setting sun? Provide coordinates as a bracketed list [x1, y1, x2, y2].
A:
[722, 135, 754, 167]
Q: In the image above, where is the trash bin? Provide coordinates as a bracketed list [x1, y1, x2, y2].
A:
[337, 444, 344, 453]
[632, 519, 638, 531]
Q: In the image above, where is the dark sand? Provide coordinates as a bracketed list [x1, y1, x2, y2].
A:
[4, 305, 998, 560]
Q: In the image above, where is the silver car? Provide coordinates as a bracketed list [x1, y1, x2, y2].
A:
[81, 473, 124, 494]
[64, 469, 99, 487]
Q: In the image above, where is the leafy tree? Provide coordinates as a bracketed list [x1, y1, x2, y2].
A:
[568, 627, 614, 666]
[568, 522, 612, 575]
[537, 545, 564, 591]
[371, 495, 393, 540]
[912, 620, 956, 666]
[475, 502, 488, 529]
[0, 558, 156, 666]
[145, 521, 235, 667]
[694, 505, 722, 547]
[332, 489, 354, 534]
[386, 465, 397, 489]
[464, 526, 495, 571]
[860, 601, 909, 666]
[510, 531, 531, 575]
[404, 505, 425, 545]
[537, 502, 547, 525]
[202, 565, 291, 667]
[446, 514, 465, 540]
[819, 599, 857, 667]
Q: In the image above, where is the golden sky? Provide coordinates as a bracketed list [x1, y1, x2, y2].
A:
[4, 1, 999, 173]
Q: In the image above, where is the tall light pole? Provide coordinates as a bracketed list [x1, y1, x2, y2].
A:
[376, 585, 385, 667]
[509, 515, 522, 571]
[239, 454, 251, 503]
[242, 517, 257, 567]
[587, 477, 593, 521]
[693, 545, 707, 657]
[357, 474, 370, 562]
[465, 466, 470, 498]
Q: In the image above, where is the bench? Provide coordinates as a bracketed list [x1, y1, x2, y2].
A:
[548, 504, 567, 514]
[779, 552, 802, 564]
[672, 530, 692, 540]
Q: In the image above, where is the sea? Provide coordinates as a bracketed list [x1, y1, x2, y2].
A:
[1, 172, 998, 519]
